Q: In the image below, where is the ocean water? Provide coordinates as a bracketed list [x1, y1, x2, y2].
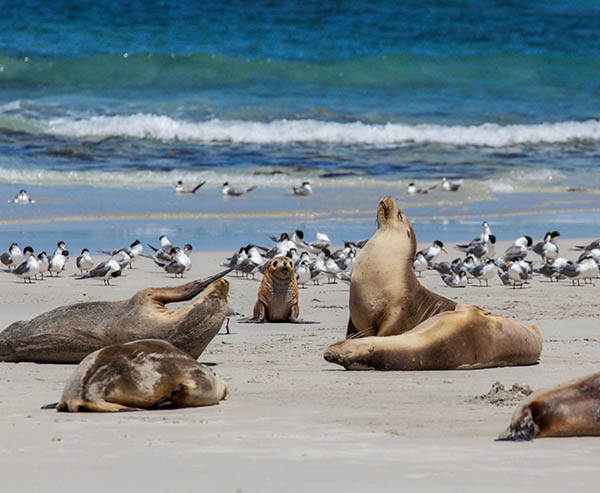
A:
[1, 1, 599, 251]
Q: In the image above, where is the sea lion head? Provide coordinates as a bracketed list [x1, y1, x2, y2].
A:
[376, 195, 416, 252]
[268, 256, 295, 280]
[202, 278, 229, 300]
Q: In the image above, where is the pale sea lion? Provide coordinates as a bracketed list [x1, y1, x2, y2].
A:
[324, 304, 542, 370]
[497, 372, 600, 440]
[0, 270, 231, 364]
[347, 195, 456, 338]
[324, 196, 542, 370]
[45, 339, 227, 412]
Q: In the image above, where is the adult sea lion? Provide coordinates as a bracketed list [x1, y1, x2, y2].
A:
[324, 304, 542, 370]
[497, 371, 600, 440]
[324, 196, 542, 370]
[0, 270, 231, 364]
[45, 339, 227, 412]
[347, 195, 456, 338]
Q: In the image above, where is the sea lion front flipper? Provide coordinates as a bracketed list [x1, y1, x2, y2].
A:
[148, 268, 233, 305]
[496, 408, 537, 441]
[288, 307, 319, 324]
[149, 384, 184, 409]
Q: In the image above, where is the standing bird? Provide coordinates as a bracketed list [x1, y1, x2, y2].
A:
[441, 271, 468, 288]
[469, 259, 496, 287]
[1, 243, 23, 270]
[76, 259, 122, 286]
[532, 231, 560, 262]
[295, 259, 312, 288]
[48, 250, 69, 277]
[413, 252, 429, 277]
[175, 180, 206, 194]
[76, 248, 94, 274]
[506, 261, 529, 288]
[502, 236, 533, 262]
[418, 240, 448, 263]
[37, 251, 49, 279]
[441, 177, 461, 192]
[13, 246, 39, 283]
[292, 182, 312, 196]
[164, 245, 192, 278]
[222, 182, 257, 196]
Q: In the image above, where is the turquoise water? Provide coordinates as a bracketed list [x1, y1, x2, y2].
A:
[1, 1, 599, 248]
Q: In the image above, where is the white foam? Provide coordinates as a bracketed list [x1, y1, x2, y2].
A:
[46, 114, 600, 147]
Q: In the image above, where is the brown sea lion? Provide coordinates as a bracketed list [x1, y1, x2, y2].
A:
[243, 256, 313, 323]
[497, 372, 600, 441]
[0, 270, 231, 364]
[347, 195, 456, 338]
[44, 339, 227, 412]
[324, 304, 542, 370]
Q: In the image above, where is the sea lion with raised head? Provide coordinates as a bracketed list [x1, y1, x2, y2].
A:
[347, 195, 456, 338]
[44, 339, 227, 412]
[0, 270, 231, 364]
[324, 303, 542, 370]
[324, 196, 542, 370]
[497, 371, 600, 440]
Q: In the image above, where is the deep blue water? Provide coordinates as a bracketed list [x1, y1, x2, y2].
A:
[1, 0, 600, 246]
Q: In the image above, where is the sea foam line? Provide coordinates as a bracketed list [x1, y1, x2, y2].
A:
[45, 114, 600, 147]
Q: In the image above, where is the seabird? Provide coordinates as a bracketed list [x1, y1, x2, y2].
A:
[12, 247, 39, 283]
[441, 271, 468, 288]
[295, 259, 312, 288]
[292, 182, 313, 196]
[441, 177, 461, 192]
[1, 243, 23, 270]
[413, 252, 429, 277]
[506, 261, 529, 288]
[407, 182, 436, 195]
[469, 259, 496, 287]
[76, 259, 122, 285]
[164, 245, 192, 278]
[222, 182, 257, 196]
[76, 248, 94, 274]
[9, 189, 35, 204]
[175, 180, 206, 194]
[37, 251, 49, 279]
[418, 240, 447, 263]
[48, 250, 69, 277]
[502, 236, 533, 262]
[532, 231, 560, 262]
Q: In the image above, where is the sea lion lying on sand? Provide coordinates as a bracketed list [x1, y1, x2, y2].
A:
[0, 270, 231, 364]
[497, 371, 600, 440]
[44, 339, 227, 412]
[324, 197, 542, 370]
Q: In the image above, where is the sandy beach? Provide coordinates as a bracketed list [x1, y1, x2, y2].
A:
[0, 238, 599, 492]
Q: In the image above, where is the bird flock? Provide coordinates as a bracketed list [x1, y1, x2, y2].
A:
[415, 222, 600, 288]
[0, 236, 193, 285]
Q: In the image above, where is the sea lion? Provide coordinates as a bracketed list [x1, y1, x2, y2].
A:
[347, 195, 456, 338]
[0, 270, 231, 364]
[324, 303, 542, 370]
[45, 339, 227, 412]
[244, 256, 302, 323]
[497, 372, 600, 441]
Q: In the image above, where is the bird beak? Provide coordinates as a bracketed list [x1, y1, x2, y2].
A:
[442, 248, 448, 254]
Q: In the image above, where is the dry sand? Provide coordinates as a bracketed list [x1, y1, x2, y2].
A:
[1, 240, 599, 492]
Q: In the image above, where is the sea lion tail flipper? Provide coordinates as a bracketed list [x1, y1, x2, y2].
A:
[40, 402, 58, 410]
[495, 409, 536, 442]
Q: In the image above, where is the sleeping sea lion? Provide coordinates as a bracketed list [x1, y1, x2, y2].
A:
[347, 195, 456, 338]
[497, 371, 600, 440]
[46, 339, 227, 412]
[0, 270, 231, 364]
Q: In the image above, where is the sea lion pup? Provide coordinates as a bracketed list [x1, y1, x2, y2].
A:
[497, 372, 600, 441]
[347, 195, 456, 338]
[44, 339, 227, 412]
[243, 256, 309, 323]
[0, 270, 231, 364]
[324, 304, 542, 370]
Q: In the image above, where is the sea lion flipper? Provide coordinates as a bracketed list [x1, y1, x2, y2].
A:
[149, 269, 233, 304]
[149, 384, 184, 409]
[40, 402, 58, 410]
